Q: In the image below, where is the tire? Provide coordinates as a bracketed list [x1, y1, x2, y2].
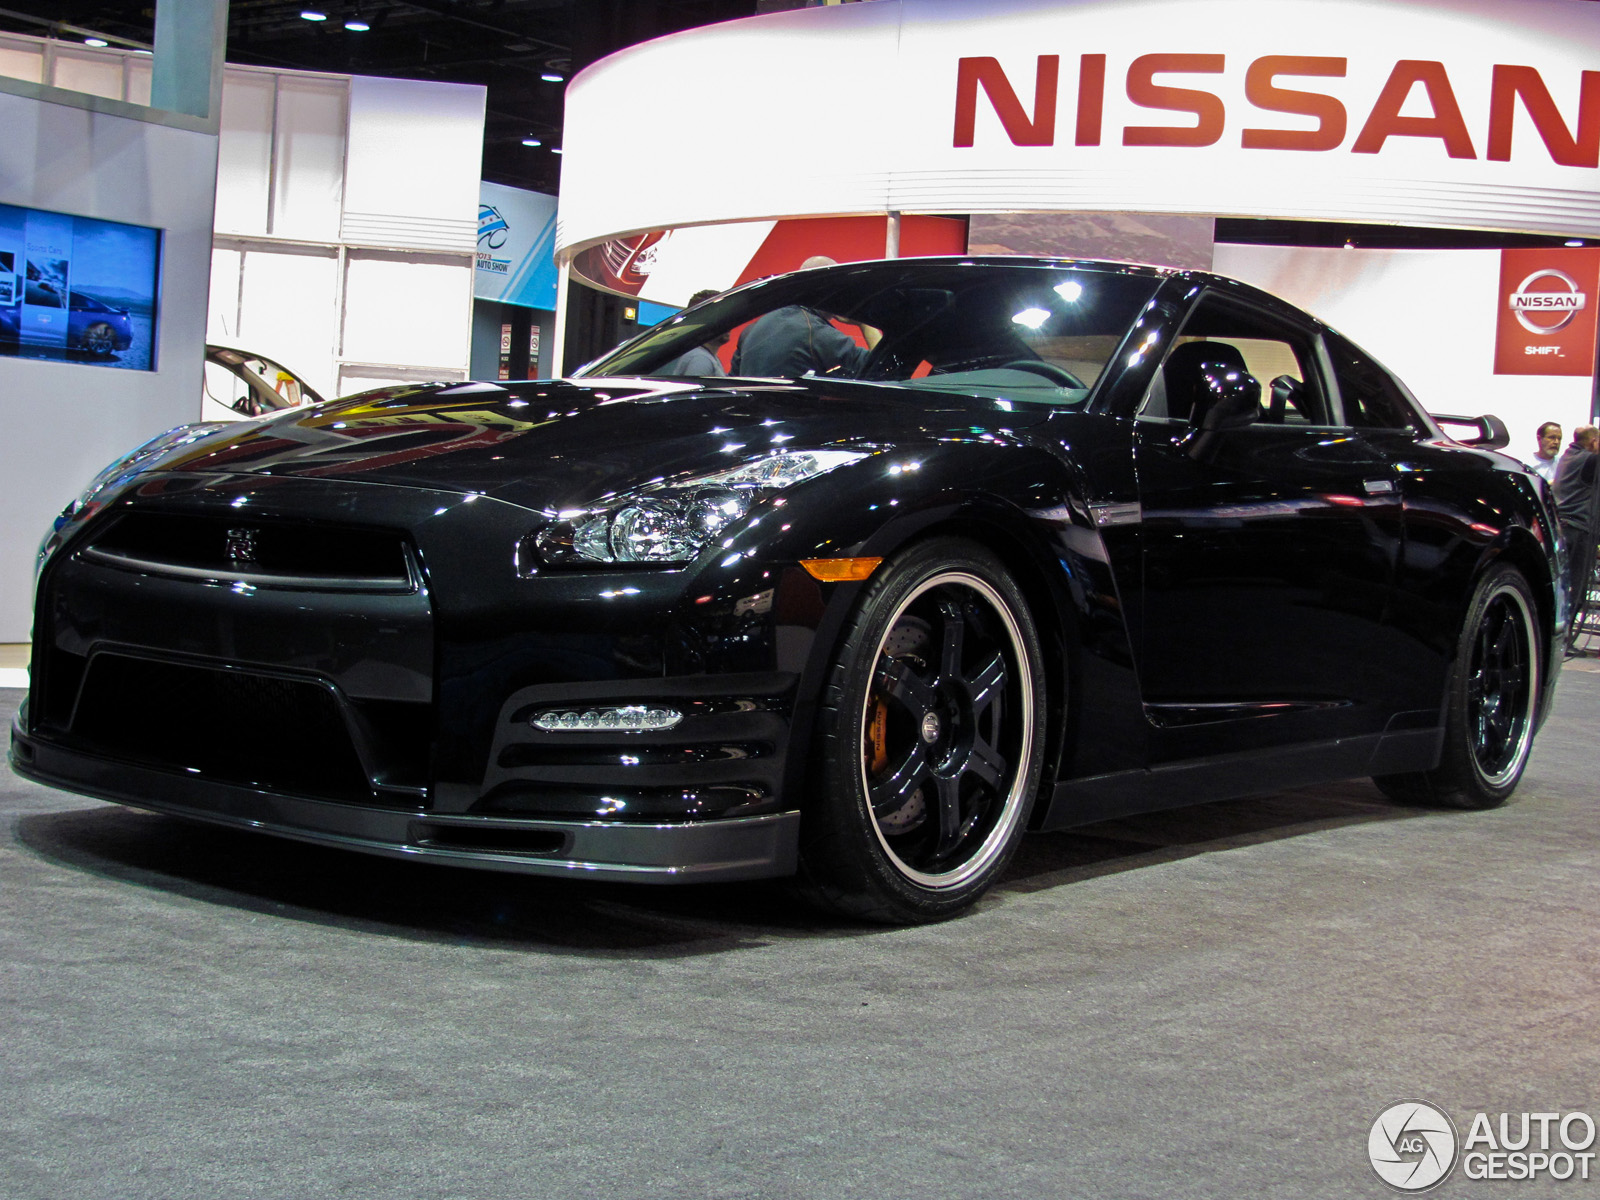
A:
[79, 322, 118, 356]
[1373, 564, 1541, 809]
[796, 538, 1047, 923]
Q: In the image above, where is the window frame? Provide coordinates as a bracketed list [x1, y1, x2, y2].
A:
[1319, 328, 1430, 435]
[1135, 288, 1337, 430]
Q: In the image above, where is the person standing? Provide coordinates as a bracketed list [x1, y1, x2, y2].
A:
[1531, 421, 1562, 484]
[1555, 425, 1600, 646]
[658, 289, 730, 377]
[730, 256, 881, 378]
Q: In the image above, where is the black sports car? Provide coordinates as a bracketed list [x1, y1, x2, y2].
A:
[10, 257, 1562, 923]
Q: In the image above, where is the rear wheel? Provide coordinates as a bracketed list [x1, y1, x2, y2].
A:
[1374, 564, 1540, 809]
[797, 538, 1046, 923]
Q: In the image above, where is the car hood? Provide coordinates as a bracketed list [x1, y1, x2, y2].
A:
[150, 377, 1054, 512]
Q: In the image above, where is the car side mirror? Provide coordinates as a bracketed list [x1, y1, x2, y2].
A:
[1198, 372, 1262, 432]
[1432, 412, 1510, 449]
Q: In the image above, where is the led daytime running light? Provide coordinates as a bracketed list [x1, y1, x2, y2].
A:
[532, 705, 683, 732]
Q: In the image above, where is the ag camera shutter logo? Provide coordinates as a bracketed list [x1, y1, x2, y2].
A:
[1509, 269, 1587, 335]
[1369, 1100, 1459, 1191]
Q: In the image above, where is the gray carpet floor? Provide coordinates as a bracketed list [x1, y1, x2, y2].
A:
[4, 671, 1599, 1199]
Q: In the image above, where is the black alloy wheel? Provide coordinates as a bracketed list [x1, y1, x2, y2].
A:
[1375, 564, 1540, 809]
[798, 538, 1046, 923]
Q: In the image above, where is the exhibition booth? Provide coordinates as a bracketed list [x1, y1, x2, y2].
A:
[555, 0, 1600, 459]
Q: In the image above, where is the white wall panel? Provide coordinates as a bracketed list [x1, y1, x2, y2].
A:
[272, 76, 346, 241]
[206, 245, 242, 345]
[343, 75, 482, 251]
[341, 251, 471, 369]
[51, 49, 124, 101]
[125, 57, 151, 106]
[237, 248, 340, 399]
[214, 71, 274, 236]
[0, 38, 44, 85]
[338, 363, 467, 396]
[0, 90, 218, 641]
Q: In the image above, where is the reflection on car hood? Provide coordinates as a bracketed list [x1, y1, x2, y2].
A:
[147, 377, 1052, 511]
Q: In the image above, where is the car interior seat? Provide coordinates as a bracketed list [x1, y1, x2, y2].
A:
[1162, 340, 1253, 426]
[1268, 374, 1308, 424]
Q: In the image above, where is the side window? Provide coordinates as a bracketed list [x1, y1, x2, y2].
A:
[1138, 293, 1330, 427]
[1324, 332, 1422, 432]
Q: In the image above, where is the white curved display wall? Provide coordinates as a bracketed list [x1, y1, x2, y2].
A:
[558, 0, 1600, 260]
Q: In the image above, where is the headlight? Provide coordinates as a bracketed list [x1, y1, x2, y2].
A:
[35, 422, 229, 580]
[537, 449, 868, 566]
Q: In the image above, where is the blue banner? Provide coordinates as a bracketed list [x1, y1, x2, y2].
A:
[476, 182, 557, 311]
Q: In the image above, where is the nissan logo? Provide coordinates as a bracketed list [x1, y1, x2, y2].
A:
[1509, 269, 1588, 335]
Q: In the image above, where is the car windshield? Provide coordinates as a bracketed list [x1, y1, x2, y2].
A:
[576, 261, 1163, 406]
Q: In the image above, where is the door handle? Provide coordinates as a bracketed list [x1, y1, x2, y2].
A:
[1363, 478, 1396, 494]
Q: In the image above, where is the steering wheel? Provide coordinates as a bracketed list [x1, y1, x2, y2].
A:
[1001, 360, 1085, 388]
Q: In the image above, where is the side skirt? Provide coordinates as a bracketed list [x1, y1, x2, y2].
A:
[1039, 726, 1443, 830]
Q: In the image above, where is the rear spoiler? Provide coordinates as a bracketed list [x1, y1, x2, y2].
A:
[1431, 412, 1510, 449]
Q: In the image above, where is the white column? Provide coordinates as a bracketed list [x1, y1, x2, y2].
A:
[551, 257, 572, 377]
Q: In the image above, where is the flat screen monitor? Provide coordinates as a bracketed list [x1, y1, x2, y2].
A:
[0, 202, 162, 371]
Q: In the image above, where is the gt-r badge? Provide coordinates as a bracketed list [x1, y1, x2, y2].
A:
[224, 528, 259, 565]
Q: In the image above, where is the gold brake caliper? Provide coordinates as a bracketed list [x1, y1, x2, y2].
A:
[868, 694, 889, 773]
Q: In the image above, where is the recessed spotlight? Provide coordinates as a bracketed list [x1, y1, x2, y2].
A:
[541, 72, 564, 83]
[551, 147, 563, 155]
[84, 36, 108, 47]
[1566, 240, 1585, 247]
[300, 9, 328, 21]
[344, 15, 370, 30]
[521, 136, 542, 147]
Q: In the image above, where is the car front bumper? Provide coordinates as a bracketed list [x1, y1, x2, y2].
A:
[10, 717, 800, 883]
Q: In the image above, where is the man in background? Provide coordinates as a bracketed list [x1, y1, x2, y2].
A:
[730, 255, 881, 378]
[1555, 425, 1600, 648]
[1531, 421, 1562, 485]
[658, 289, 728, 376]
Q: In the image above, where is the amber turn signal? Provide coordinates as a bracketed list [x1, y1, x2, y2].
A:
[799, 557, 882, 582]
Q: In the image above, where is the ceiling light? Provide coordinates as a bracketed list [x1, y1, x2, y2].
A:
[551, 147, 563, 155]
[84, 37, 108, 47]
[1567, 240, 1586, 247]
[344, 15, 370, 30]
[300, 9, 328, 21]
[541, 72, 564, 83]
[521, 136, 542, 147]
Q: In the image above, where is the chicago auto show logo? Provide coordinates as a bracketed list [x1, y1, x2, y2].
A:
[1508, 268, 1587, 335]
[477, 205, 512, 275]
[477, 204, 510, 250]
[1370, 1101, 1459, 1191]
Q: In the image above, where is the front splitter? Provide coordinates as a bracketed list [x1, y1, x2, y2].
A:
[10, 724, 800, 884]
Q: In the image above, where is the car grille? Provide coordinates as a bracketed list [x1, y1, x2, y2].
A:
[78, 512, 414, 592]
[69, 653, 376, 804]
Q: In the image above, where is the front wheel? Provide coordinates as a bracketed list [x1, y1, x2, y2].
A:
[1374, 563, 1541, 809]
[797, 538, 1047, 923]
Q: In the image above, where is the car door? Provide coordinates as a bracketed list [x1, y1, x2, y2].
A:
[1131, 289, 1409, 764]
